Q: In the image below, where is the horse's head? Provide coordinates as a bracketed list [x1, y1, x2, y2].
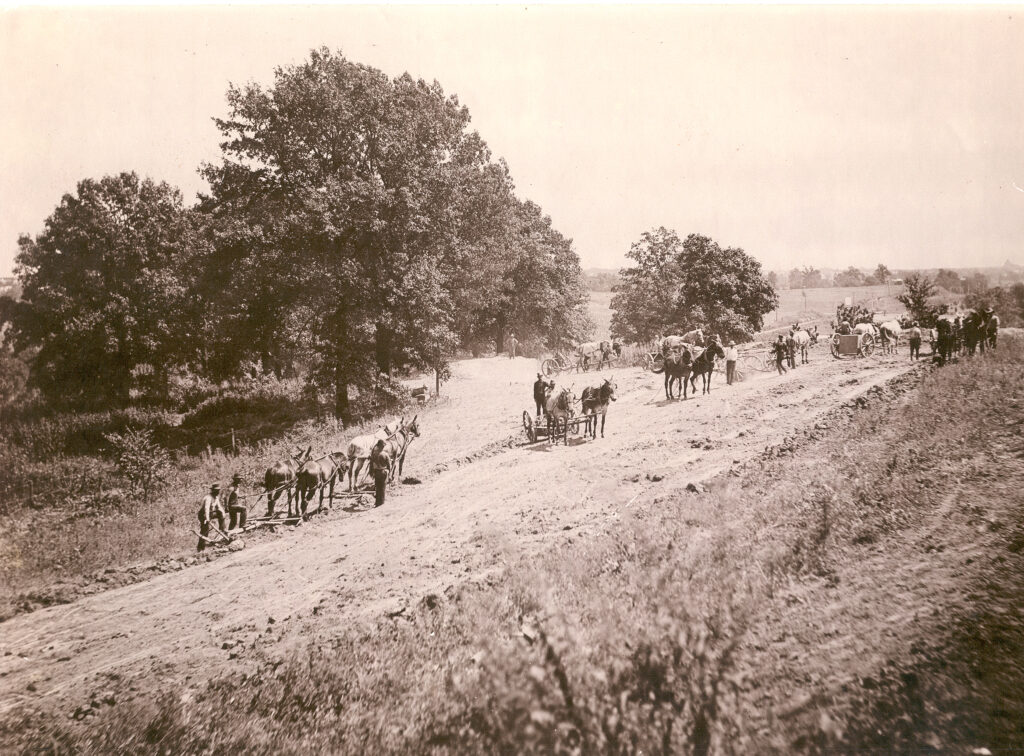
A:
[602, 377, 617, 402]
[406, 414, 420, 439]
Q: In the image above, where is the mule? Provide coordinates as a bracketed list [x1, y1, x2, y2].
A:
[346, 420, 401, 491]
[545, 386, 575, 445]
[295, 453, 348, 518]
[689, 341, 725, 395]
[661, 349, 693, 400]
[264, 446, 312, 517]
[581, 378, 617, 438]
[383, 415, 420, 484]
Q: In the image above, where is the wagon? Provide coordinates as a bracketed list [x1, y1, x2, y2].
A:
[521, 410, 588, 443]
[541, 350, 617, 377]
[644, 343, 740, 380]
[829, 332, 875, 358]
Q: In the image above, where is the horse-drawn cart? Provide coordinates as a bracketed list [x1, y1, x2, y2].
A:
[522, 410, 589, 443]
[829, 332, 875, 358]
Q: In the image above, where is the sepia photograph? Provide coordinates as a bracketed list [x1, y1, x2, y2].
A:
[1, 3, 1023, 753]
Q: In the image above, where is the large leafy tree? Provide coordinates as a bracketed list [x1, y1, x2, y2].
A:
[611, 229, 777, 343]
[201, 48, 589, 418]
[4, 173, 203, 406]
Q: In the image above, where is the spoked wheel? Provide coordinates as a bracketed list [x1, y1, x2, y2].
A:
[860, 334, 875, 357]
[541, 359, 560, 378]
[830, 337, 841, 359]
[522, 410, 536, 442]
[740, 354, 765, 374]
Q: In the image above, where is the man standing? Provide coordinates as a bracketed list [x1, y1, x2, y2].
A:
[370, 439, 391, 508]
[197, 483, 226, 551]
[785, 331, 798, 369]
[534, 373, 552, 418]
[225, 473, 247, 531]
[772, 335, 788, 375]
[908, 322, 922, 361]
[724, 340, 738, 385]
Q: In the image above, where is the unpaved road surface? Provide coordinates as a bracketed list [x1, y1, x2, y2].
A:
[0, 346, 918, 717]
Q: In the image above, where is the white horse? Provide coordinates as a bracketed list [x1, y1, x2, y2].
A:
[878, 320, 902, 354]
[791, 329, 812, 364]
[576, 341, 611, 371]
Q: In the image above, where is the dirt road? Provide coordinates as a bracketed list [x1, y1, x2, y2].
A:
[0, 344, 918, 718]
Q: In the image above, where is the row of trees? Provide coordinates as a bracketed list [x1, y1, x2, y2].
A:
[1, 49, 592, 418]
[788, 264, 893, 289]
[609, 228, 777, 344]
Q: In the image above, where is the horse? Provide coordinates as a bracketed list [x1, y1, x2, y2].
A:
[962, 310, 993, 356]
[853, 322, 877, 337]
[346, 420, 401, 491]
[689, 340, 725, 395]
[660, 348, 693, 400]
[545, 386, 575, 445]
[576, 341, 612, 371]
[581, 378, 617, 439]
[791, 329, 812, 364]
[987, 314, 1000, 349]
[681, 328, 705, 346]
[295, 453, 348, 518]
[660, 335, 689, 356]
[808, 325, 820, 345]
[264, 446, 312, 517]
[879, 320, 902, 354]
[383, 415, 420, 484]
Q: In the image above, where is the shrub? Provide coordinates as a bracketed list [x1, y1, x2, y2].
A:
[104, 428, 171, 509]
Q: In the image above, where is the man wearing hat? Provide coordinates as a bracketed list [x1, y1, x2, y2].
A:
[197, 483, 226, 551]
[908, 321, 922, 361]
[533, 373, 554, 418]
[369, 439, 391, 508]
[225, 473, 247, 531]
[724, 340, 738, 385]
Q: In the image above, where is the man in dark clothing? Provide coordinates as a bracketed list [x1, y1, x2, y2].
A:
[785, 332, 797, 369]
[197, 483, 225, 551]
[772, 335, 788, 375]
[225, 473, 247, 530]
[533, 374, 553, 417]
[908, 322, 922, 361]
[370, 440, 391, 508]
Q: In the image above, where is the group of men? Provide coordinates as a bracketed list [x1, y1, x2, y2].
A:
[196, 440, 393, 551]
[770, 332, 800, 374]
[196, 474, 248, 551]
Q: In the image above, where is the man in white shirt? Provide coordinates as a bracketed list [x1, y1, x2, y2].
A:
[724, 341, 739, 385]
[197, 483, 226, 551]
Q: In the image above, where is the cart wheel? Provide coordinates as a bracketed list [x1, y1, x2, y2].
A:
[860, 335, 875, 357]
[734, 368, 745, 382]
[740, 355, 762, 374]
[830, 337, 841, 359]
[522, 410, 536, 442]
[541, 359, 559, 378]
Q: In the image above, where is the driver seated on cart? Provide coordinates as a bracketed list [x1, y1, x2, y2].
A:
[838, 320, 853, 335]
[534, 373, 555, 418]
[197, 483, 226, 552]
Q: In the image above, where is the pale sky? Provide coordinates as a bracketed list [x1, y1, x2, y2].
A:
[2, 5, 1024, 277]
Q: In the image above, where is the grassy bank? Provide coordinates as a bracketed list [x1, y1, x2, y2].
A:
[4, 338, 1021, 753]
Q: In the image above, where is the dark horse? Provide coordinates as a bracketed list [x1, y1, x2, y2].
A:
[689, 341, 725, 395]
[581, 378, 617, 438]
[655, 348, 693, 400]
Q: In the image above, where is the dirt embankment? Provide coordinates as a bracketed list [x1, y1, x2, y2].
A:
[1, 344, 919, 722]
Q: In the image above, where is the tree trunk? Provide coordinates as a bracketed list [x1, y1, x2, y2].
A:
[495, 319, 505, 355]
[334, 373, 350, 421]
[375, 323, 392, 376]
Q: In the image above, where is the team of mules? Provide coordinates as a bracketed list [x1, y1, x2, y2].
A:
[262, 416, 422, 519]
[935, 309, 999, 363]
[653, 335, 725, 400]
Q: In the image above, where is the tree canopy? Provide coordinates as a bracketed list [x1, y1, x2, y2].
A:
[3, 173, 204, 405]
[610, 228, 777, 343]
